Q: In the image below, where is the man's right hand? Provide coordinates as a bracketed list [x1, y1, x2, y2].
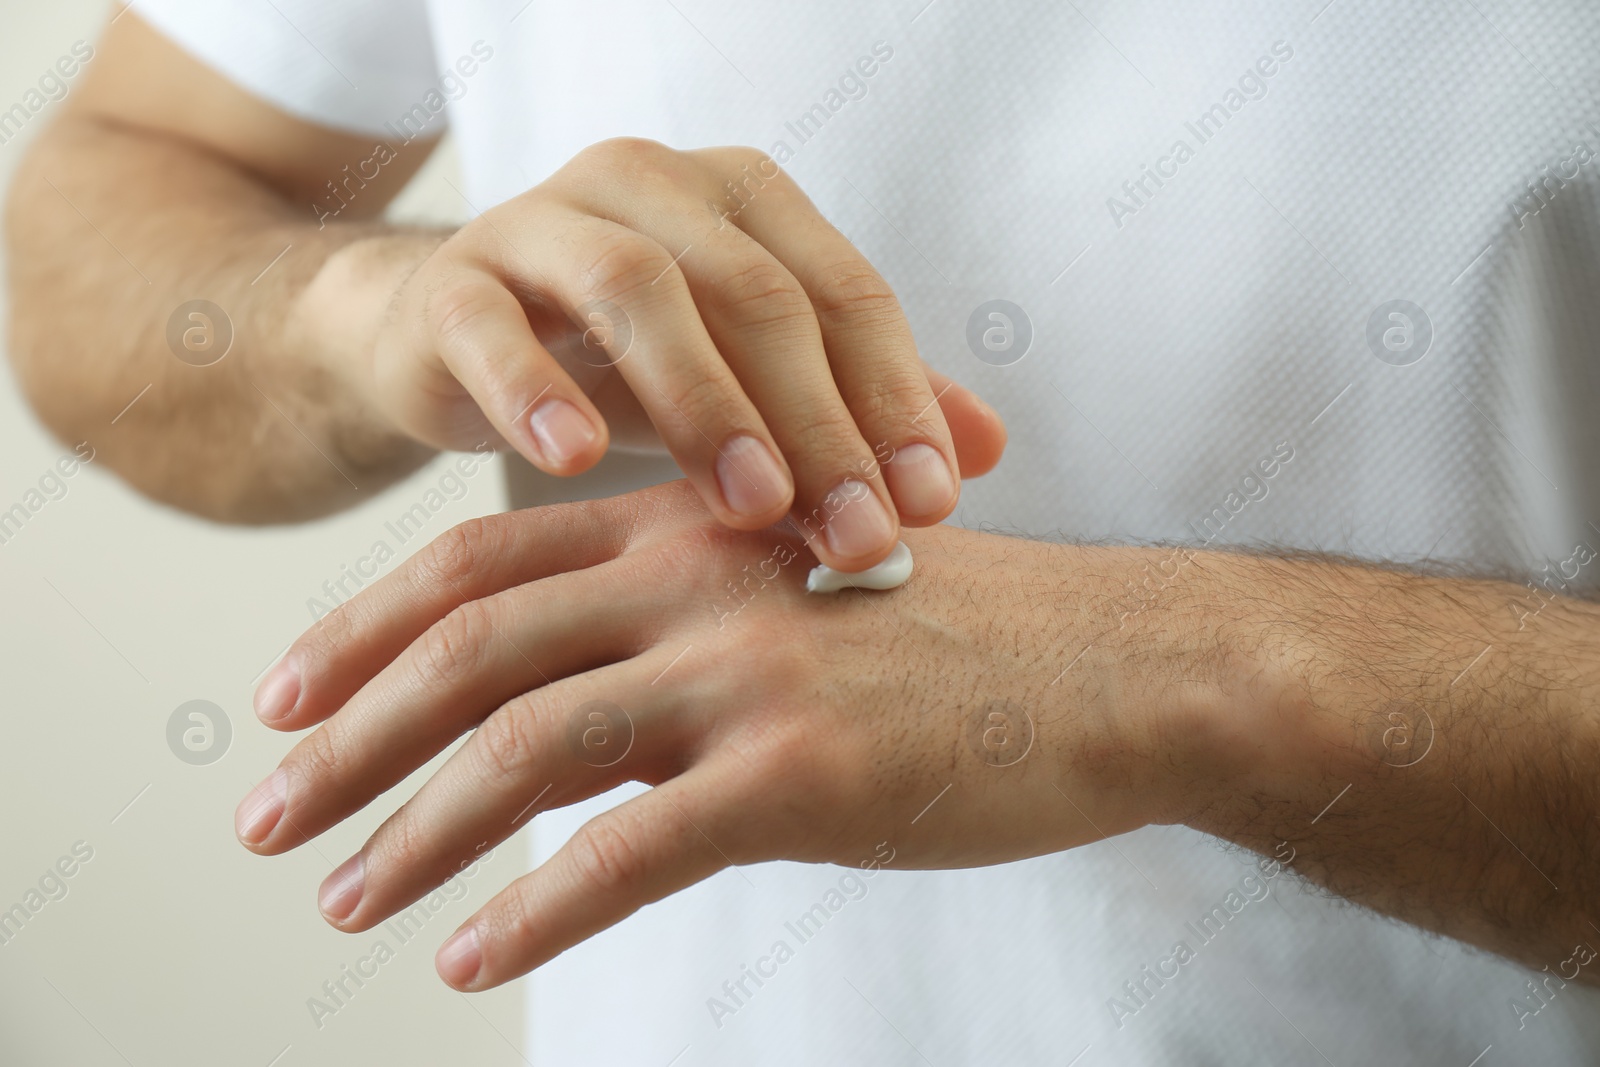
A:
[348, 137, 1005, 570]
[7, 12, 1002, 564]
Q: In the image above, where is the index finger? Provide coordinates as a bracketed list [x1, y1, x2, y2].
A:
[253, 499, 634, 731]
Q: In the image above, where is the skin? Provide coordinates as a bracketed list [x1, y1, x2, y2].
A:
[237, 480, 1600, 992]
[11, 11, 1600, 999]
[4, 12, 1005, 569]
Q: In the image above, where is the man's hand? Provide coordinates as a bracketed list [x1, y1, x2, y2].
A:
[238, 481, 1600, 991]
[7, 12, 1004, 566]
[234, 480, 1195, 990]
[348, 138, 1003, 571]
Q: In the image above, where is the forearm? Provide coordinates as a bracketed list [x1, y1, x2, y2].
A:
[1128, 547, 1600, 977]
[4, 114, 447, 521]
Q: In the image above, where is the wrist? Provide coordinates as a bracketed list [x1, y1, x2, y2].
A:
[288, 229, 448, 436]
[1014, 540, 1251, 832]
[1145, 550, 1341, 833]
[1048, 544, 1302, 831]
[1159, 554, 1518, 844]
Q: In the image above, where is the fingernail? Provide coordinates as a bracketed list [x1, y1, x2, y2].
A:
[883, 443, 957, 518]
[528, 399, 597, 468]
[236, 769, 288, 845]
[716, 435, 789, 519]
[254, 659, 300, 724]
[822, 479, 895, 562]
[437, 925, 483, 988]
[319, 853, 365, 923]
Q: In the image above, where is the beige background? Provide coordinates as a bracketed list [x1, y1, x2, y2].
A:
[0, 3, 535, 1063]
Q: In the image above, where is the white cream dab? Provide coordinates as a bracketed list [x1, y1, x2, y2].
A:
[805, 541, 914, 594]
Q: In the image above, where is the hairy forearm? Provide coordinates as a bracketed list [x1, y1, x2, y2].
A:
[3, 114, 447, 521]
[1129, 547, 1600, 978]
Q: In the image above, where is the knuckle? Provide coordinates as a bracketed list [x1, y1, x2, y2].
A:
[576, 229, 674, 303]
[471, 700, 542, 784]
[662, 374, 740, 433]
[733, 718, 844, 827]
[581, 136, 675, 173]
[810, 263, 901, 325]
[742, 731, 809, 800]
[295, 724, 346, 784]
[492, 883, 538, 948]
[429, 280, 506, 348]
[373, 809, 428, 876]
[300, 604, 353, 669]
[693, 145, 797, 206]
[854, 372, 933, 429]
[710, 260, 814, 327]
[415, 600, 493, 687]
[733, 148, 797, 195]
[726, 144, 773, 169]
[640, 523, 740, 590]
[783, 413, 862, 460]
[566, 138, 686, 200]
[568, 816, 648, 897]
[416, 517, 497, 591]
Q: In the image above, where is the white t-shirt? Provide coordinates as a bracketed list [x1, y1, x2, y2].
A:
[137, 0, 1600, 1062]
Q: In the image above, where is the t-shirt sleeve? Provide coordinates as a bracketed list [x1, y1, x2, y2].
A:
[131, 0, 441, 136]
